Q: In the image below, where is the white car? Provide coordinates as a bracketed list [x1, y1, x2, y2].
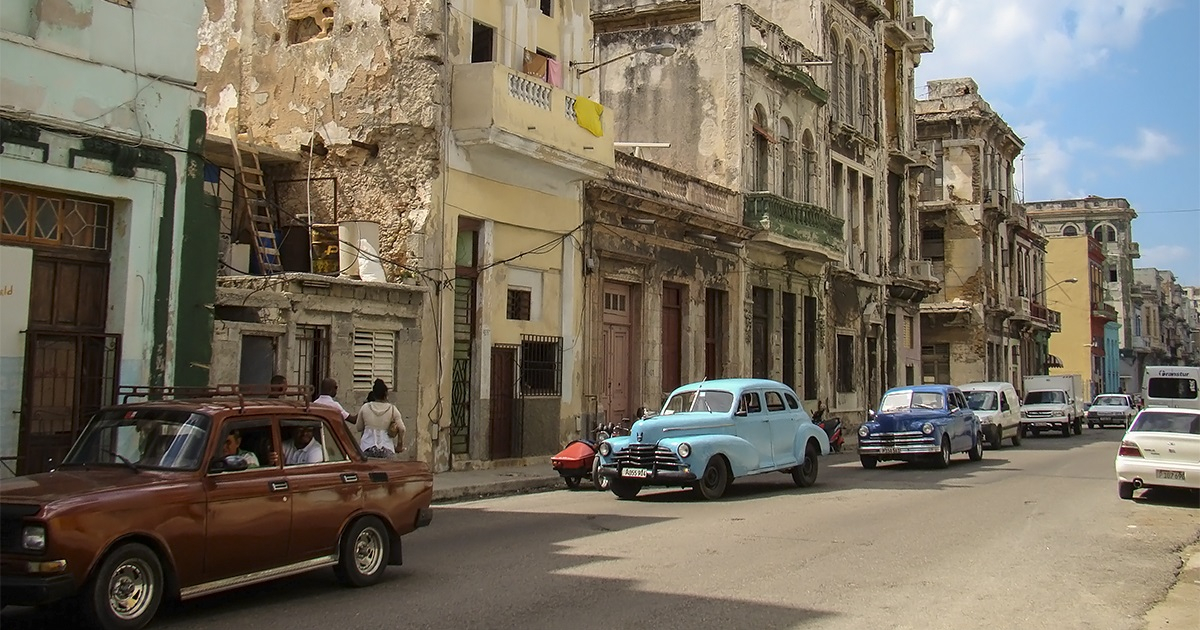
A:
[1087, 393, 1136, 429]
[1115, 408, 1200, 500]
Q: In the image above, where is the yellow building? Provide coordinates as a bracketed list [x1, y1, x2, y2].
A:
[1045, 235, 1110, 396]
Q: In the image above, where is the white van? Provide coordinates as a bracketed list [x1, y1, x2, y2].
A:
[960, 381, 1023, 448]
[1143, 366, 1200, 410]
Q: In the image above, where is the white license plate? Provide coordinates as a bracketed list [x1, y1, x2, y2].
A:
[621, 467, 650, 478]
[879, 447, 900, 454]
[1155, 469, 1186, 481]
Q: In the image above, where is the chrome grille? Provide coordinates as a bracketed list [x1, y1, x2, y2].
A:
[614, 443, 681, 471]
[1024, 410, 1054, 417]
[0, 504, 40, 553]
[860, 431, 935, 447]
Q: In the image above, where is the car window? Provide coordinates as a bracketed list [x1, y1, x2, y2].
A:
[1000, 393, 1010, 411]
[764, 391, 786, 412]
[1146, 377, 1199, 400]
[663, 389, 735, 414]
[211, 419, 274, 473]
[966, 391, 998, 411]
[1093, 395, 1129, 406]
[1130, 411, 1200, 435]
[738, 392, 763, 414]
[63, 409, 211, 471]
[784, 393, 799, 410]
[879, 390, 945, 412]
[1025, 390, 1066, 404]
[279, 418, 342, 466]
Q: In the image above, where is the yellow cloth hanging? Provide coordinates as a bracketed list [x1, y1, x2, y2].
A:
[573, 97, 604, 137]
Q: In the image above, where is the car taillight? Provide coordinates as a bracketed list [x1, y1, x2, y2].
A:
[1117, 441, 1142, 458]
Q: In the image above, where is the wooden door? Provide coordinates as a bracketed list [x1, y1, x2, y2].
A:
[602, 283, 632, 423]
[752, 287, 771, 379]
[661, 284, 683, 394]
[489, 346, 518, 459]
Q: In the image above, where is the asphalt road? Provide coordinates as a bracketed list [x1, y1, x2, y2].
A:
[6, 427, 1198, 630]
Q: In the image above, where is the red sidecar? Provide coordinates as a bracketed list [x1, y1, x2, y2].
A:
[550, 439, 597, 490]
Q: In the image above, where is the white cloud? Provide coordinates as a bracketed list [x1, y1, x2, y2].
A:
[1013, 121, 1087, 200]
[1139, 244, 1196, 272]
[1111, 128, 1181, 164]
[915, 0, 1169, 93]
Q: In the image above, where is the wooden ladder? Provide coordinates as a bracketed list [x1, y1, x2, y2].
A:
[229, 127, 282, 275]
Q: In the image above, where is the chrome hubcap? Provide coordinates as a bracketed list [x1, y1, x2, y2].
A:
[108, 559, 153, 620]
[354, 527, 384, 575]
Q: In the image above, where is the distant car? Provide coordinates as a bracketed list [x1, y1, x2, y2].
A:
[960, 381, 1022, 448]
[595, 378, 830, 500]
[859, 385, 984, 469]
[1087, 394, 1136, 429]
[0, 386, 433, 630]
[1115, 407, 1200, 500]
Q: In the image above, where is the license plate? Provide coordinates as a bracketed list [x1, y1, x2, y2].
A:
[1155, 469, 1186, 481]
[621, 467, 650, 478]
[879, 447, 900, 454]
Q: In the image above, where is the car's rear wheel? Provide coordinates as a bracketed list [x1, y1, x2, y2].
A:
[968, 433, 984, 461]
[610, 479, 642, 500]
[860, 455, 878, 469]
[792, 442, 819, 488]
[694, 457, 730, 500]
[933, 436, 951, 469]
[1011, 428, 1022, 446]
[1118, 481, 1135, 500]
[1072, 419, 1082, 435]
[82, 542, 163, 630]
[335, 516, 390, 587]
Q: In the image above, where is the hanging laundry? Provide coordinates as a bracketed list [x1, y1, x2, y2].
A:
[573, 97, 605, 137]
[546, 59, 563, 87]
[522, 49, 550, 82]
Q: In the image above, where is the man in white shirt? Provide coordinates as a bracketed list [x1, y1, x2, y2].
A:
[280, 425, 324, 465]
[313, 377, 355, 429]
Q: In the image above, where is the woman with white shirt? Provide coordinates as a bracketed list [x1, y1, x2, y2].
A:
[356, 379, 406, 458]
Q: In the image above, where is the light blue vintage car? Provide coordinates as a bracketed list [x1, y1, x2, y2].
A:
[858, 385, 984, 469]
[595, 378, 830, 500]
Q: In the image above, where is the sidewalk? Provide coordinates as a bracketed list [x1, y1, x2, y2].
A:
[1143, 541, 1200, 630]
[431, 458, 564, 504]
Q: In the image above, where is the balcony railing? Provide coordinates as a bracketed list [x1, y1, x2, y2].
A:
[1047, 309, 1062, 332]
[905, 16, 934, 52]
[1092, 303, 1119, 322]
[612, 152, 740, 221]
[743, 192, 845, 253]
[1009, 295, 1031, 318]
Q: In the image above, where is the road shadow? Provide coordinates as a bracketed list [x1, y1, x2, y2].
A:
[1131, 487, 1200, 509]
[1016, 428, 1121, 451]
[2, 507, 835, 630]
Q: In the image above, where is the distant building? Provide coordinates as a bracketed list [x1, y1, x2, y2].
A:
[1044, 235, 1119, 397]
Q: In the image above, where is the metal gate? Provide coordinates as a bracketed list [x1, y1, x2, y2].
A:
[449, 277, 475, 456]
[18, 332, 120, 474]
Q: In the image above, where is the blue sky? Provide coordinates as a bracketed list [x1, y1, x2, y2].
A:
[914, 0, 1200, 286]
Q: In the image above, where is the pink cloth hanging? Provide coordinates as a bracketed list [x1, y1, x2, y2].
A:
[546, 59, 563, 87]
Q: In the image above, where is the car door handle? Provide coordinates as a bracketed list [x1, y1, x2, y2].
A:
[341, 473, 358, 483]
[269, 481, 289, 492]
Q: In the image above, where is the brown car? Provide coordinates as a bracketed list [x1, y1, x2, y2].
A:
[0, 386, 433, 630]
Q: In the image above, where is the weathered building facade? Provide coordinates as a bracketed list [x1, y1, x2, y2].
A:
[914, 77, 1058, 388]
[197, 0, 614, 471]
[588, 0, 937, 423]
[1044, 235, 1119, 397]
[1, 0, 209, 474]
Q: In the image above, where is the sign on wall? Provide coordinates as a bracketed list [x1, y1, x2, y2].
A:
[0, 246, 32, 357]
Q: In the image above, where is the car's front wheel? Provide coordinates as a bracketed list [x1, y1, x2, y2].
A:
[592, 458, 610, 491]
[1073, 419, 1083, 435]
[335, 516, 390, 587]
[792, 442, 819, 488]
[82, 542, 164, 630]
[968, 433, 984, 462]
[610, 479, 642, 500]
[694, 457, 730, 500]
[933, 436, 952, 469]
[860, 455, 878, 469]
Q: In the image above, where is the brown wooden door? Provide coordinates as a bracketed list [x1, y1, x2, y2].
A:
[602, 283, 632, 423]
[661, 284, 683, 394]
[752, 287, 771, 379]
[489, 346, 517, 459]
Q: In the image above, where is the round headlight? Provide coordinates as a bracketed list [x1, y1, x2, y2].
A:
[22, 525, 46, 552]
[678, 442, 691, 458]
[598, 441, 612, 457]
[859, 425, 869, 437]
[921, 422, 934, 435]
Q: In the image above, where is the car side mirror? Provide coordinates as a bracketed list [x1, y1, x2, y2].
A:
[867, 409, 876, 419]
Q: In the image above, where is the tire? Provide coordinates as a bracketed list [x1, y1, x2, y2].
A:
[564, 475, 582, 490]
[334, 516, 390, 587]
[1019, 424, 1029, 439]
[694, 457, 730, 500]
[933, 436, 951, 469]
[988, 427, 1003, 450]
[1072, 419, 1082, 436]
[610, 479, 642, 500]
[1060, 423, 1071, 437]
[860, 455, 878, 469]
[792, 442, 819, 488]
[968, 433, 984, 462]
[592, 458, 610, 492]
[1011, 428, 1022, 447]
[81, 542, 164, 630]
[1088, 422, 1096, 430]
[1118, 481, 1135, 500]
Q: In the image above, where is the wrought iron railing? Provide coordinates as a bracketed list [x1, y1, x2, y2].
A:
[743, 192, 844, 250]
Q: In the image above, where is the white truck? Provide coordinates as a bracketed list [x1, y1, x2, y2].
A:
[1021, 374, 1084, 437]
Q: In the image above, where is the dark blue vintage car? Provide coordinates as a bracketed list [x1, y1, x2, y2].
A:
[858, 385, 984, 469]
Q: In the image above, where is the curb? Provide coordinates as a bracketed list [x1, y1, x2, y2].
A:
[1143, 541, 1200, 630]
[432, 475, 566, 504]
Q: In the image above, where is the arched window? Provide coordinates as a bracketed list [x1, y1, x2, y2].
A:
[829, 31, 841, 122]
[843, 41, 855, 126]
[801, 130, 816, 203]
[858, 50, 869, 133]
[1092, 224, 1117, 242]
[1062, 225, 1078, 237]
[752, 105, 770, 192]
[780, 118, 796, 199]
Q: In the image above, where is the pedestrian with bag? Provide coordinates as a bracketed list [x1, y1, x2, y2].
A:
[356, 379, 406, 458]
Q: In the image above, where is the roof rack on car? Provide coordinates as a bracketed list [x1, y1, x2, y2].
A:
[117, 384, 314, 411]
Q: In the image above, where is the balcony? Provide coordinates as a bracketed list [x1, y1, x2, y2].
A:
[1009, 295, 1032, 320]
[451, 63, 614, 180]
[890, 259, 941, 300]
[744, 192, 844, 261]
[1030, 300, 1057, 331]
[1047, 309, 1062, 332]
[984, 188, 1008, 211]
[1092, 303, 1119, 322]
[611, 152, 740, 223]
[1129, 242, 1140, 259]
[905, 16, 934, 53]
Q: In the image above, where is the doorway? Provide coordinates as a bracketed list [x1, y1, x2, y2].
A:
[489, 345, 519, 459]
[602, 282, 632, 424]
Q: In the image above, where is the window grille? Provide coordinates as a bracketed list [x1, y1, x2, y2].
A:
[520, 335, 561, 396]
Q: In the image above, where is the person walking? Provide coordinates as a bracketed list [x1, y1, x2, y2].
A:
[313, 377, 356, 430]
[356, 379, 406, 458]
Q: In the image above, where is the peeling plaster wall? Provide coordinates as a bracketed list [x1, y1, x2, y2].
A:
[197, 0, 442, 275]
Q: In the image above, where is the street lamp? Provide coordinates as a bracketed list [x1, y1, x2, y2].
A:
[571, 43, 678, 75]
[1032, 277, 1078, 300]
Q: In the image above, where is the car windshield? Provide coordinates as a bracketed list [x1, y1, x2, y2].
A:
[1130, 411, 1199, 435]
[62, 409, 212, 470]
[1092, 396, 1128, 407]
[1146, 377, 1198, 400]
[1024, 391, 1065, 405]
[965, 391, 998, 411]
[662, 389, 736, 414]
[879, 391, 944, 412]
